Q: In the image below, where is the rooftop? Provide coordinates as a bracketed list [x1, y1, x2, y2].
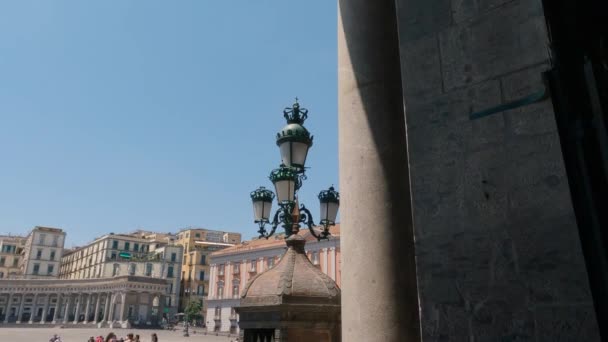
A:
[212, 224, 340, 257]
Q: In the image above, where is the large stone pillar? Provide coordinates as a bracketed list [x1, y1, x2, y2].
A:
[93, 294, 101, 323]
[107, 294, 115, 323]
[29, 294, 39, 323]
[83, 294, 92, 323]
[73, 293, 82, 324]
[119, 293, 126, 322]
[338, 1, 421, 341]
[4, 293, 13, 323]
[40, 295, 50, 324]
[62, 294, 72, 324]
[103, 293, 111, 322]
[52, 294, 62, 324]
[15, 294, 26, 324]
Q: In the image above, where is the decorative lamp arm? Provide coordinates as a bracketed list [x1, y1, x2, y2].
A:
[299, 205, 330, 241]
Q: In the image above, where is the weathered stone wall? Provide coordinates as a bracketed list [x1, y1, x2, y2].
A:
[396, 0, 601, 340]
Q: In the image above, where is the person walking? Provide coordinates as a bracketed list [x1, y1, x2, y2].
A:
[151, 333, 158, 342]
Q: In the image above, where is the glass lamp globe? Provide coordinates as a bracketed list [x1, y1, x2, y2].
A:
[250, 186, 274, 223]
[318, 186, 340, 225]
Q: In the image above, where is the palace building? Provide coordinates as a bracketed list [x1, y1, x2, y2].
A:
[205, 225, 340, 334]
[59, 232, 183, 318]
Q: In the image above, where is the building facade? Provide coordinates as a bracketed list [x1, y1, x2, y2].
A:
[20, 227, 65, 279]
[206, 226, 340, 334]
[0, 276, 168, 328]
[59, 233, 183, 318]
[175, 228, 241, 318]
[0, 235, 26, 279]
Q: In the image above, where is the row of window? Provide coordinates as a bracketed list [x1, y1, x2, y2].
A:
[111, 263, 174, 278]
[36, 233, 61, 247]
[110, 240, 150, 253]
[34, 248, 57, 261]
[32, 263, 54, 275]
[183, 254, 207, 265]
[0, 256, 19, 267]
[0, 244, 20, 254]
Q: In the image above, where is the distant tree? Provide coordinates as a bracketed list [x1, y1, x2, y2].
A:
[184, 300, 203, 323]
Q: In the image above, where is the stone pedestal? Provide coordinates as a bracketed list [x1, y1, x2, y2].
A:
[237, 235, 341, 342]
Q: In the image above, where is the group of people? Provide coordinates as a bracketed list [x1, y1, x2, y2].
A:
[86, 332, 158, 342]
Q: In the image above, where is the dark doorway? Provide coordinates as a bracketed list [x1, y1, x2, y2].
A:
[542, 0, 608, 340]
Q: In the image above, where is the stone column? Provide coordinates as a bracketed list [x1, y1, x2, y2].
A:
[62, 294, 72, 324]
[119, 293, 126, 322]
[40, 295, 50, 324]
[329, 247, 337, 281]
[73, 294, 82, 324]
[15, 294, 26, 324]
[107, 294, 115, 323]
[4, 293, 13, 323]
[52, 294, 62, 324]
[103, 293, 111, 322]
[29, 293, 39, 323]
[93, 294, 101, 323]
[83, 294, 92, 323]
[338, 1, 421, 341]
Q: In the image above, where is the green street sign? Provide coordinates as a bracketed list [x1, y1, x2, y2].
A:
[119, 252, 131, 259]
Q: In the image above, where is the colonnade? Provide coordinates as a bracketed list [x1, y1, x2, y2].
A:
[1, 291, 164, 327]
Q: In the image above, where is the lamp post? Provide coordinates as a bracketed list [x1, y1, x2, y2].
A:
[250, 99, 339, 240]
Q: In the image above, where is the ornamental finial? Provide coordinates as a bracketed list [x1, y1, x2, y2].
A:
[283, 98, 308, 124]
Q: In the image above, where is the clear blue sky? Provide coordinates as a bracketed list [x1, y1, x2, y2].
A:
[0, 1, 338, 247]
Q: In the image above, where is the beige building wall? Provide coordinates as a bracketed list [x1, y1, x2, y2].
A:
[174, 228, 240, 320]
[0, 236, 26, 279]
[59, 233, 183, 317]
[21, 227, 65, 279]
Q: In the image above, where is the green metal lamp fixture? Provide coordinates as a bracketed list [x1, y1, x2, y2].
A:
[250, 99, 339, 241]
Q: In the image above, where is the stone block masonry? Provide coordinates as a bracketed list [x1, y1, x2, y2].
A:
[395, 0, 601, 340]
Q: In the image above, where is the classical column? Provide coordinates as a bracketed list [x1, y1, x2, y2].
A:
[28, 293, 39, 323]
[52, 294, 62, 324]
[73, 293, 82, 324]
[119, 293, 126, 322]
[40, 295, 50, 324]
[321, 248, 328, 273]
[93, 294, 101, 323]
[62, 294, 72, 324]
[103, 293, 111, 322]
[338, 1, 421, 341]
[4, 293, 13, 323]
[15, 294, 26, 324]
[329, 247, 337, 281]
[107, 293, 115, 323]
[83, 294, 92, 323]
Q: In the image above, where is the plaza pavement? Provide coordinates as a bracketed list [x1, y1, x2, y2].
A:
[0, 327, 235, 342]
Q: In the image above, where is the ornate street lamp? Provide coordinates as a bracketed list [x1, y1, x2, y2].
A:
[250, 99, 339, 241]
[276, 100, 313, 171]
